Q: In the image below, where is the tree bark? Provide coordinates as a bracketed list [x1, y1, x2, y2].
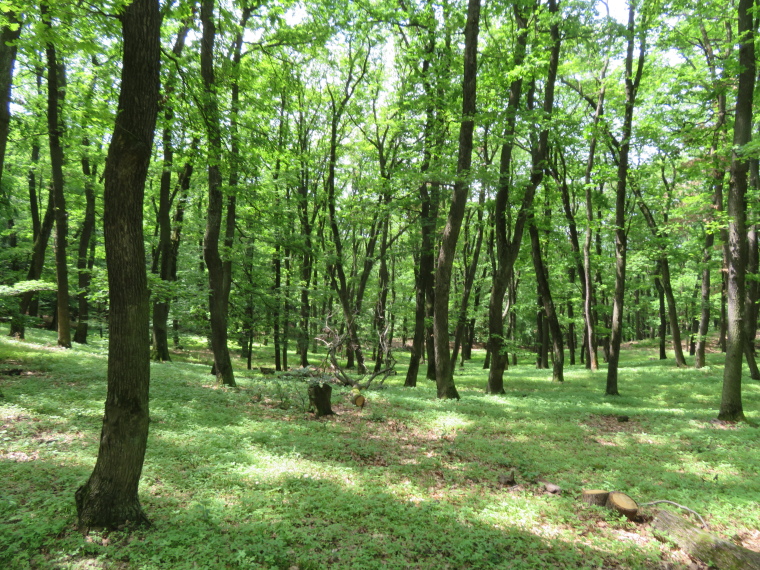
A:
[529, 220, 564, 382]
[719, 0, 754, 421]
[73, 145, 96, 344]
[42, 3, 71, 348]
[606, 4, 646, 396]
[486, 4, 529, 394]
[432, 0, 480, 398]
[75, 0, 160, 530]
[151, 21, 190, 361]
[0, 10, 21, 182]
[200, 0, 235, 387]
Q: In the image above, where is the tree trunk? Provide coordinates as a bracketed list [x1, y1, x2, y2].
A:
[200, 0, 235, 387]
[0, 10, 21, 183]
[75, 0, 160, 529]
[655, 276, 667, 360]
[606, 4, 646, 396]
[486, 5, 529, 394]
[451, 187, 485, 367]
[73, 147, 96, 344]
[719, 0, 754, 421]
[652, 510, 760, 570]
[151, 22, 190, 361]
[43, 4, 71, 349]
[529, 221, 564, 382]
[433, 0, 480, 398]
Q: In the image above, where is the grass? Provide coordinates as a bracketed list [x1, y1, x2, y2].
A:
[1, 326, 759, 569]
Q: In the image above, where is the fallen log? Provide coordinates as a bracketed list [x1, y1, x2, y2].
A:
[652, 509, 760, 570]
[351, 392, 365, 409]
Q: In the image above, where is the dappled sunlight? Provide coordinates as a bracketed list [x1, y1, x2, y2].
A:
[3, 328, 760, 568]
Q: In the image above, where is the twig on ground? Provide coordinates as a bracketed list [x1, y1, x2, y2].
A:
[640, 500, 709, 529]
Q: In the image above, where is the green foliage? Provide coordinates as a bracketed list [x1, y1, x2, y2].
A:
[1, 327, 758, 569]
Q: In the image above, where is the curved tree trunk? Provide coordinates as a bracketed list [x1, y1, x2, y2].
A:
[75, 0, 160, 529]
[200, 0, 235, 386]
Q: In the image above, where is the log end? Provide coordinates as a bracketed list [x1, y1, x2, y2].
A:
[606, 491, 638, 520]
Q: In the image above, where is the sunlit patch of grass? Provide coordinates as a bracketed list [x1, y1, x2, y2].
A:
[2, 326, 759, 568]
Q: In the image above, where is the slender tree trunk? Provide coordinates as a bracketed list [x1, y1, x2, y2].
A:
[606, 5, 646, 396]
[75, 0, 160, 529]
[73, 147, 96, 344]
[655, 274, 667, 360]
[451, 187, 485, 366]
[719, 0, 754, 421]
[486, 5, 529, 394]
[200, 0, 235, 386]
[529, 220, 564, 382]
[9, 134, 51, 338]
[151, 22, 190, 361]
[43, 4, 71, 348]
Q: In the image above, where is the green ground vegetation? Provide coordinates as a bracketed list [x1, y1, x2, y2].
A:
[1, 326, 758, 569]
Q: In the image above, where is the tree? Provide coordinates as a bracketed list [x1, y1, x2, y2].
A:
[718, 0, 754, 422]
[605, 2, 647, 396]
[42, 2, 71, 348]
[75, 0, 161, 529]
[432, 0, 480, 399]
[200, 0, 236, 387]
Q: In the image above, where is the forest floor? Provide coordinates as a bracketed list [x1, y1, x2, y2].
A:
[1, 326, 759, 569]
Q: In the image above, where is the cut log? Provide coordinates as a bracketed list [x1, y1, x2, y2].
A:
[308, 382, 334, 417]
[652, 509, 760, 570]
[582, 489, 610, 507]
[606, 492, 638, 520]
[351, 392, 366, 409]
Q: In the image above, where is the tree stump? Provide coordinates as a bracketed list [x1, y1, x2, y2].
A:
[582, 489, 610, 507]
[606, 492, 638, 520]
[652, 509, 760, 570]
[308, 382, 334, 417]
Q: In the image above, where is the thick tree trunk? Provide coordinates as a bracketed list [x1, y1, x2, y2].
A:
[43, 5, 71, 349]
[75, 0, 160, 530]
[200, 0, 235, 387]
[652, 510, 760, 570]
[719, 0, 754, 421]
[0, 11, 21, 181]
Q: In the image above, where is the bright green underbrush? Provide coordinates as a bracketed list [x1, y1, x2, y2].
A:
[1, 326, 758, 569]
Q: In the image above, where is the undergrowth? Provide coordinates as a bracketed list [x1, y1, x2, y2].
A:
[1, 326, 758, 569]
